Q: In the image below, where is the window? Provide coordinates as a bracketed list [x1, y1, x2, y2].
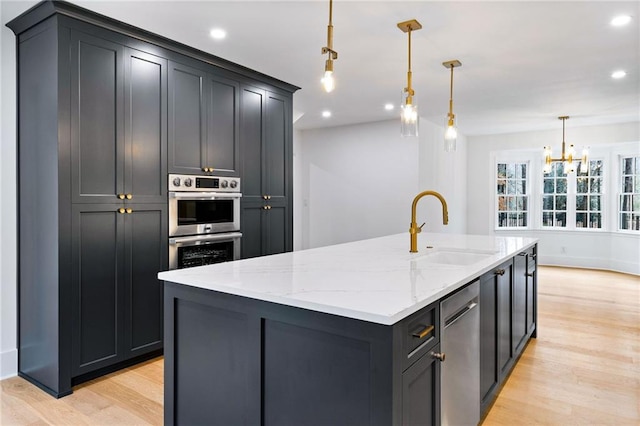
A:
[496, 162, 528, 228]
[576, 160, 603, 229]
[542, 162, 567, 227]
[620, 156, 640, 231]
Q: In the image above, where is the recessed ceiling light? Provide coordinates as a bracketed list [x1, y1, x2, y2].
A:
[209, 28, 227, 40]
[384, 103, 394, 111]
[322, 110, 332, 118]
[611, 70, 627, 79]
[611, 15, 632, 27]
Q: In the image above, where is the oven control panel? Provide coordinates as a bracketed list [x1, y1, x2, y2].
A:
[169, 174, 240, 192]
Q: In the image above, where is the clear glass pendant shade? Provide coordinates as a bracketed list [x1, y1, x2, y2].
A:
[444, 117, 457, 152]
[400, 90, 418, 137]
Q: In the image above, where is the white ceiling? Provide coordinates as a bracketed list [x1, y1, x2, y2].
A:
[8, 0, 640, 135]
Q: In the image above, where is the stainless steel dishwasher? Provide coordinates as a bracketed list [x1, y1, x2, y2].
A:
[440, 280, 480, 426]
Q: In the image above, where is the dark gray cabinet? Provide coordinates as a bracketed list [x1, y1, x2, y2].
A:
[71, 32, 166, 204]
[9, 0, 297, 398]
[164, 282, 440, 425]
[402, 344, 441, 425]
[479, 259, 513, 414]
[240, 86, 293, 258]
[479, 245, 537, 418]
[71, 204, 166, 377]
[513, 253, 528, 355]
[168, 61, 240, 176]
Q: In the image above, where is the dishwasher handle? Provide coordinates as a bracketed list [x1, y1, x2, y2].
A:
[444, 301, 478, 329]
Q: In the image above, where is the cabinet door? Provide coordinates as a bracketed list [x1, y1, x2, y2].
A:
[479, 271, 498, 410]
[264, 92, 292, 254]
[70, 31, 124, 204]
[264, 91, 289, 201]
[240, 85, 265, 259]
[124, 49, 167, 203]
[526, 253, 537, 335]
[512, 253, 528, 355]
[240, 201, 263, 259]
[402, 346, 441, 426]
[497, 260, 513, 378]
[168, 61, 207, 174]
[124, 204, 167, 357]
[206, 74, 239, 175]
[71, 205, 126, 376]
[240, 84, 265, 201]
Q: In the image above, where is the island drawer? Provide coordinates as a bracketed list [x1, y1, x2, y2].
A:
[400, 301, 439, 370]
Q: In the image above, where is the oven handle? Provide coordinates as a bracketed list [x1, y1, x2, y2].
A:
[169, 192, 242, 200]
[169, 232, 243, 245]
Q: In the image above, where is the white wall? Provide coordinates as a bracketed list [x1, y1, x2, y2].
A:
[294, 118, 467, 250]
[466, 122, 640, 275]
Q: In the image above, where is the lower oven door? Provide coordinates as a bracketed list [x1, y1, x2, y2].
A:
[169, 232, 242, 270]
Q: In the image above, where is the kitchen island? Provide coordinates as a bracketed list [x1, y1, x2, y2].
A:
[159, 233, 538, 425]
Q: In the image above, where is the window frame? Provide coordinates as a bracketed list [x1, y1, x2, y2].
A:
[539, 157, 606, 232]
[494, 159, 531, 230]
[618, 155, 640, 233]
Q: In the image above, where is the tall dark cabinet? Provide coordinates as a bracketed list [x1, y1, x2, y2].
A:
[240, 86, 293, 258]
[8, 0, 297, 398]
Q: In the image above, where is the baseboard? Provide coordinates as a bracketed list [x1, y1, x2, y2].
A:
[0, 348, 17, 380]
[538, 255, 639, 276]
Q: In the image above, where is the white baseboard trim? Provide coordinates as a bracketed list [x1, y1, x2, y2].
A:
[0, 348, 17, 380]
[538, 255, 640, 276]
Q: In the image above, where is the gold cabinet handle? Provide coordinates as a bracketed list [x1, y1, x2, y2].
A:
[126, 194, 132, 200]
[118, 194, 125, 200]
[267, 195, 272, 200]
[118, 208, 126, 214]
[126, 208, 133, 214]
[202, 167, 208, 172]
[267, 205, 272, 210]
[495, 269, 505, 276]
[263, 205, 269, 210]
[411, 324, 434, 339]
[263, 195, 268, 200]
[431, 351, 446, 362]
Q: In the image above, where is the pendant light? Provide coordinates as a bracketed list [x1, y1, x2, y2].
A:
[321, 0, 338, 93]
[443, 60, 462, 152]
[543, 116, 589, 174]
[398, 19, 422, 137]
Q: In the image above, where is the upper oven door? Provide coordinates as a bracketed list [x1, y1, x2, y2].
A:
[169, 192, 241, 236]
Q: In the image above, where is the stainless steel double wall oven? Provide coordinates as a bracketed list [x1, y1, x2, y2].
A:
[168, 174, 242, 269]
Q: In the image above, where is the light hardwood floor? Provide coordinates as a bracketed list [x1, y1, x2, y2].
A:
[1, 266, 638, 425]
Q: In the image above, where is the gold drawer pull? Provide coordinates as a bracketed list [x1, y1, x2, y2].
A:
[118, 208, 126, 214]
[117, 194, 125, 199]
[411, 324, 434, 339]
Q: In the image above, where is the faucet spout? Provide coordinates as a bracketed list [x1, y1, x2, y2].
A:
[409, 190, 449, 253]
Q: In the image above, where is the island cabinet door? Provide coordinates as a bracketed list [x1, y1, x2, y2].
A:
[479, 270, 498, 411]
[497, 259, 514, 379]
[513, 252, 529, 355]
[479, 259, 514, 415]
[526, 249, 537, 335]
[401, 345, 441, 426]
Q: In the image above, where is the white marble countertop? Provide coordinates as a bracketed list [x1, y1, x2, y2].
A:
[158, 233, 537, 325]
